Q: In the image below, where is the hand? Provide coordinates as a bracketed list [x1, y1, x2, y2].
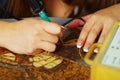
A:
[68, 4, 120, 52]
[0, 18, 61, 55]
[78, 4, 120, 52]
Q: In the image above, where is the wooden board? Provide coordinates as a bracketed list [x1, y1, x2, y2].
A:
[0, 27, 90, 80]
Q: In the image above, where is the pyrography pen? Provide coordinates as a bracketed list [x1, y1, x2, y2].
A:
[27, 0, 51, 22]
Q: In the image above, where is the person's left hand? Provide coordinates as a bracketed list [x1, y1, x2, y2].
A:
[67, 4, 120, 52]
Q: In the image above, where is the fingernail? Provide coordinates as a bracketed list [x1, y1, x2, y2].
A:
[83, 48, 88, 52]
[77, 39, 84, 48]
[77, 45, 82, 48]
[83, 42, 91, 53]
[94, 49, 98, 53]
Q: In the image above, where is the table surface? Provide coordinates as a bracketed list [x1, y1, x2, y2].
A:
[0, 18, 90, 80]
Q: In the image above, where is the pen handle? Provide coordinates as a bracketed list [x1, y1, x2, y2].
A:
[39, 11, 51, 22]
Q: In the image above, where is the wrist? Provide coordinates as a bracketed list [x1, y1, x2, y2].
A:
[0, 21, 12, 48]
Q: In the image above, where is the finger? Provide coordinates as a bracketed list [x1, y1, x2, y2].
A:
[28, 49, 43, 55]
[77, 17, 95, 48]
[98, 19, 114, 43]
[83, 22, 103, 52]
[41, 21, 62, 35]
[40, 33, 59, 44]
[98, 25, 112, 44]
[37, 41, 56, 52]
[98, 30, 107, 44]
[59, 32, 63, 37]
[93, 27, 109, 53]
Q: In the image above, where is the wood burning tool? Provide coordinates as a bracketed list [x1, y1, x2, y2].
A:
[27, 0, 85, 38]
[84, 22, 120, 80]
[27, 0, 51, 22]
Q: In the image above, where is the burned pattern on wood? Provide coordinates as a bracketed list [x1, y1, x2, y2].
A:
[0, 26, 90, 80]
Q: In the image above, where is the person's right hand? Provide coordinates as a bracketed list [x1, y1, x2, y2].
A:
[0, 18, 61, 55]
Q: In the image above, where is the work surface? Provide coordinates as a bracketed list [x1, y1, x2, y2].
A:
[0, 18, 90, 80]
